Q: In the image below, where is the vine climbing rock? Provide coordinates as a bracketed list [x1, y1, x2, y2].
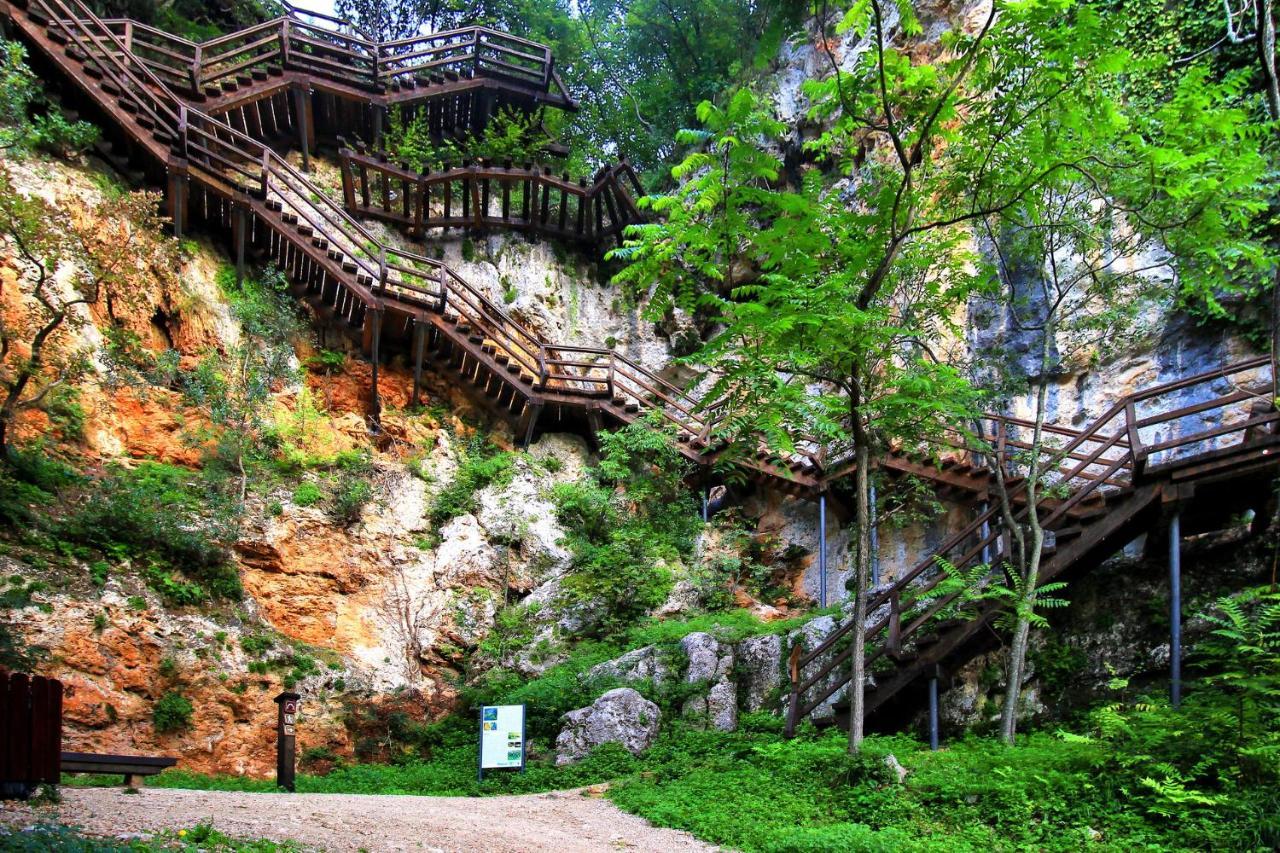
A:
[555, 688, 661, 765]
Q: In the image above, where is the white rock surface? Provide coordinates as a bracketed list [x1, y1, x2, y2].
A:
[555, 688, 662, 765]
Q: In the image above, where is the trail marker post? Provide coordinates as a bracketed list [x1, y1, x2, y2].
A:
[274, 691, 300, 792]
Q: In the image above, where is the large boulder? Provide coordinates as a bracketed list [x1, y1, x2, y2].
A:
[680, 632, 737, 731]
[555, 688, 661, 765]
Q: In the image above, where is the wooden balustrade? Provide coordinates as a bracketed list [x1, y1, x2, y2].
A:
[337, 147, 644, 251]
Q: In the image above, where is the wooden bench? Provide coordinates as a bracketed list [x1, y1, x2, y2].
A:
[60, 752, 177, 787]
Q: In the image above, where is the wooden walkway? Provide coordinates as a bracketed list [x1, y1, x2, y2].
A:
[8, 0, 1279, 727]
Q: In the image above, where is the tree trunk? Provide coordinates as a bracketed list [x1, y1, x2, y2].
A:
[847, 426, 872, 753]
[0, 414, 12, 464]
[998, 321, 1054, 745]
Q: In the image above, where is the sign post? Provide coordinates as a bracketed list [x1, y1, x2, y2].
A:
[477, 704, 525, 782]
[274, 691, 300, 792]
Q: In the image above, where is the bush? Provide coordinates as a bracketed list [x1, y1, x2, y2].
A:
[549, 420, 700, 634]
[428, 435, 514, 527]
[153, 691, 193, 733]
[292, 481, 322, 507]
[0, 40, 98, 157]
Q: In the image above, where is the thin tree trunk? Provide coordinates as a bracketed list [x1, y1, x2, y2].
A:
[998, 320, 1054, 744]
[848, 409, 872, 753]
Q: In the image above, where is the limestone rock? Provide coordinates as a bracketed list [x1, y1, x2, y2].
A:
[738, 633, 783, 712]
[555, 688, 661, 765]
[680, 632, 737, 731]
[587, 645, 673, 686]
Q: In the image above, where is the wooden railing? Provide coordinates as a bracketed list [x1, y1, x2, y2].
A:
[784, 355, 1276, 734]
[74, 7, 573, 105]
[338, 146, 645, 249]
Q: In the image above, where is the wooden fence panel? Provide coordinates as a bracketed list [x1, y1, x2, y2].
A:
[0, 671, 63, 789]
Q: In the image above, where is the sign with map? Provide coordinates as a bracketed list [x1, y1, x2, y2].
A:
[479, 704, 525, 775]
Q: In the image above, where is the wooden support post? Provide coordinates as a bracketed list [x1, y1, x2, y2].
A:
[293, 87, 311, 172]
[234, 205, 247, 285]
[167, 170, 186, 238]
[784, 645, 802, 739]
[373, 104, 385, 147]
[520, 403, 543, 449]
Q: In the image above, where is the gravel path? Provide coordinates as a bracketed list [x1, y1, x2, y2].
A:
[0, 786, 718, 852]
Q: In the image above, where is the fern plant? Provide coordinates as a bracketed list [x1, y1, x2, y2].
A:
[917, 556, 1069, 632]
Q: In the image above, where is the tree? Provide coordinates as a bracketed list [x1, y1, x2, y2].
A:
[614, 0, 1272, 752]
[0, 164, 175, 462]
[969, 50, 1271, 742]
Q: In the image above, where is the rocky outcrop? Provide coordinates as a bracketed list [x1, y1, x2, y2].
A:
[679, 632, 737, 731]
[555, 688, 661, 765]
[738, 633, 783, 712]
[587, 645, 672, 685]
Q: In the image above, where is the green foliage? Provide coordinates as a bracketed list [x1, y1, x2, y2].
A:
[550, 420, 700, 634]
[186, 266, 303, 494]
[0, 574, 47, 670]
[0, 40, 99, 156]
[152, 690, 194, 733]
[292, 481, 323, 507]
[59, 462, 242, 604]
[428, 435, 514, 527]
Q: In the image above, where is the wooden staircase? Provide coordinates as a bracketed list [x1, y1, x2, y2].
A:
[336, 143, 646, 252]
[784, 357, 1279, 734]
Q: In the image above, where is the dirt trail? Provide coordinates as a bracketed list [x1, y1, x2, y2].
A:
[0, 786, 721, 852]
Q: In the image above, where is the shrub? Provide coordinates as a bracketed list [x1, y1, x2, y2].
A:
[60, 463, 238, 602]
[550, 419, 699, 634]
[429, 435, 514, 527]
[153, 691, 193, 733]
[331, 478, 372, 524]
[292, 481, 322, 507]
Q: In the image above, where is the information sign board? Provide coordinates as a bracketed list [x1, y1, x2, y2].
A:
[478, 704, 525, 777]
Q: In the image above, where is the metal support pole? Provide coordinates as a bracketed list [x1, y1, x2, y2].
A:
[980, 502, 993, 565]
[928, 676, 939, 750]
[702, 488, 709, 523]
[870, 483, 880, 587]
[819, 493, 828, 608]
[1169, 512, 1182, 709]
